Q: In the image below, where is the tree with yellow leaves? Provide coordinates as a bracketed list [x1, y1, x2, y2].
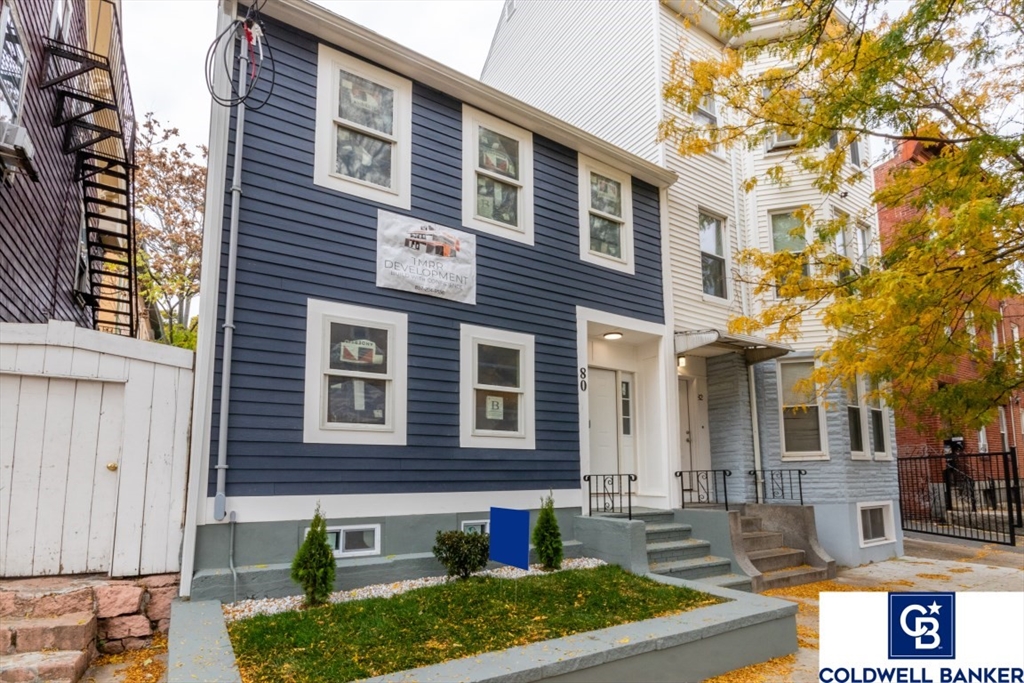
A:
[661, 0, 1024, 433]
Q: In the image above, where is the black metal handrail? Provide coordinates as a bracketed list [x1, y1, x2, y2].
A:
[674, 469, 731, 510]
[749, 469, 807, 505]
[583, 474, 637, 519]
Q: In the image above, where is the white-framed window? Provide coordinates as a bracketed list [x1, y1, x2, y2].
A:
[694, 93, 723, 156]
[1012, 323, 1021, 370]
[849, 137, 862, 167]
[856, 501, 896, 547]
[459, 324, 535, 449]
[856, 222, 872, 274]
[578, 155, 633, 273]
[833, 209, 855, 281]
[303, 298, 408, 445]
[462, 519, 489, 534]
[0, 1, 29, 126]
[317, 524, 381, 558]
[462, 105, 534, 244]
[771, 211, 809, 293]
[991, 322, 1000, 358]
[845, 377, 866, 459]
[847, 375, 890, 460]
[778, 359, 827, 460]
[977, 427, 988, 453]
[999, 406, 1009, 451]
[314, 45, 412, 209]
[698, 211, 727, 299]
[49, 0, 74, 41]
[864, 376, 890, 459]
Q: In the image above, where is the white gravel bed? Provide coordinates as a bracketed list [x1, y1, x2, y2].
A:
[222, 557, 607, 623]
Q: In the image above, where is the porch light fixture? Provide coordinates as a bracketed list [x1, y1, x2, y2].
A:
[603, 331, 623, 340]
[677, 356, 687, 368]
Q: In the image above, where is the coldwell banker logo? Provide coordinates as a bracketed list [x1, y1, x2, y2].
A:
[889, 592, 955, 659]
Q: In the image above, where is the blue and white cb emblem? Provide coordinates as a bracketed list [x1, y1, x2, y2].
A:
[888, 592, 955, 659]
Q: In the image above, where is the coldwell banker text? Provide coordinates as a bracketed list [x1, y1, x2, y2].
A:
[819, 668, 1024, 683]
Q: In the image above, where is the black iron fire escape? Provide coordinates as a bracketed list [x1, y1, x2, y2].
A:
[40, 0, 136, 337]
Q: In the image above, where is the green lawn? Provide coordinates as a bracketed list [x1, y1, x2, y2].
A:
[228, 565, 724, 682]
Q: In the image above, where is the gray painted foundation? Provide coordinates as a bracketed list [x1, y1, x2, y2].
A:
[813, 501, 904, 567]
[676, 508, 746, 575]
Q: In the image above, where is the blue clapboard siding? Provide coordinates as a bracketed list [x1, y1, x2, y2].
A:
[207, 17, 664, 497]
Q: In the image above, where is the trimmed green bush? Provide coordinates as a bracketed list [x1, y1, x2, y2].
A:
[532, 492, 563, 570]
[432, 530, 490, 579]
[290, 503, 336, 606]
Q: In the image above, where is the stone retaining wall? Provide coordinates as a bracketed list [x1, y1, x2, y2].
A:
[95, 574, 179, 654]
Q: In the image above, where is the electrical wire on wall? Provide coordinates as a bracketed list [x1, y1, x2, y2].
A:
[205, 0, 276, 109]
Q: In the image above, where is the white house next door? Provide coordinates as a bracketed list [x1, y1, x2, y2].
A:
[588, 368, 635, 476]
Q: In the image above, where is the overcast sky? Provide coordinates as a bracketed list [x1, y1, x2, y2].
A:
[121, 0, 505, 149]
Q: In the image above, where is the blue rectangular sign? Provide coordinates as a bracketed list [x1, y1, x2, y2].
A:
[888, 592, 956, 659]
[489, 507, 530, 570]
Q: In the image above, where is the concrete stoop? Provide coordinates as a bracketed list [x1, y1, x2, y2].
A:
[639, 511, 754, 592]
[0, 574, 179, 683]
[735, 504, 837, 592]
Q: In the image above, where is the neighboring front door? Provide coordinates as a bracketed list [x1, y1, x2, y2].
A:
[678, 377, 694, 470]
[588, 368, 635, 475]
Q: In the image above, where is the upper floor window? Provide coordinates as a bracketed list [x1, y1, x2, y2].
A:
[303, 299, 408, 445]
[0, 1, 28, 125]
[460, 324, 535, 449]
[778, 360, 826, 459]
[699, 211, 727, 299]
[50, 0, 74, 41]
[856, 222, 872, 274]
[771, 211, 809, 293]
[849, 375, 890, 460]
[829, 131, 864, 168]
[462, 105, 534, 244]
[314, 45, 412, 209]
[578, 155, 633, 273]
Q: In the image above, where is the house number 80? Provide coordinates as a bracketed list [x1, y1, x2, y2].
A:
[579, 368, 587, 391]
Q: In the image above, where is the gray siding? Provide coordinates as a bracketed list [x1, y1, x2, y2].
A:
[753, 363, 899, 504]
[705, 354, 756, 502]
[207, 18, 665, 498]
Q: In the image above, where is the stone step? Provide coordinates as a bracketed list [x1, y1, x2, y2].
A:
[696, 573, 754, 593]
[646, 539, 711, 564]
[0, 649, 89, 683]
[742, 530, 785, 552]
[747, 547, 806, 573]
[649, 555, 733, 581]
[740, 515, 762, 533]
[1, 611, 96, 655]
[608, 510, 676, 524]
[644, 522, 692, 543]
[761, 565, 831, 592]
[0, 582, 96, 619]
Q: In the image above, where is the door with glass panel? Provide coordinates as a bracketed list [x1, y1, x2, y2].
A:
[588, 368, 636, 475]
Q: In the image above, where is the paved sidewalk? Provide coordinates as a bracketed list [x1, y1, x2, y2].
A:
[707, 541, 1024, 683]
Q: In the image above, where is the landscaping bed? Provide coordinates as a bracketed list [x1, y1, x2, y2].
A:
[227, 563, 723, 683]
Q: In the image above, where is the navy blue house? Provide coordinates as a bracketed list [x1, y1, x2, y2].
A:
[181, 0, 676, 600]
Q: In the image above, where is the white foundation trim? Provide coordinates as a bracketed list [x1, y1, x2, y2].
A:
[200, 488, 582, 524]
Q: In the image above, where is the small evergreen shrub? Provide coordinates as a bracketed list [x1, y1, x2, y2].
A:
[290, 503, 336, 606]
[432, 530, 490, 579]
[532, 492, 563, 570]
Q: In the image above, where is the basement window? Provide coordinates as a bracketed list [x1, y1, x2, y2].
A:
[857, 501, 895, 547]
[318, 524, 381, 558]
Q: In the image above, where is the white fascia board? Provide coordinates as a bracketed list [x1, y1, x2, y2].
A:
[259, 0, 677, 190]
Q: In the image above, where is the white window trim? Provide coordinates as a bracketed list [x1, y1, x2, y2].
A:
[303, 298, 408, 445]
[462, 105, 534, 244]
[49, 0, 73, 40]
[578, 154, 634, 274]
[460, 324, 535, 450]
[856, 501, 896, 548]
[777, 359, 828, 461]
[770, 209, 809, 297]
[0, 1, 29, 126]
[977, 427, 989, 453]
[697, 208, 729, 301]
[315, 524, 381, 558]
[314, 44, 412, 209]
[461, 519, 489, 534]
[850, 375, 892, 461]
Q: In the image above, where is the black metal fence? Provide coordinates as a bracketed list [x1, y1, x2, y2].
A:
[583, 474, 637, 519]
[749, 469, 807, 505]
[897, 448, 1022, 545]
[675, 470, 732, 510]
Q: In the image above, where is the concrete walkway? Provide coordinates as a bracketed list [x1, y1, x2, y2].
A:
[707, 539, 1024, 683]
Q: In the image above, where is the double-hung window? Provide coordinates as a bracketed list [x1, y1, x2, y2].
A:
[846, 378, 865, 457]
[303, 299, 408, 445]
[771, 211, 809, 293]
[460, 324, 535, 449]
[778, 360, 826, 459]
[462, 106, 534, 244]
[848, 375, 890, 460]
[314, 45, 412, 208]
[579, 155, 633, 273]
[864, 377, 889, 458]
[856, 222, 872, 275]
[699, 211, 727, 298]
[0, 1, 28, 125]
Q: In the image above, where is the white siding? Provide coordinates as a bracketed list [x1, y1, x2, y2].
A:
[0, 321, 194, 577]
[482, 0, 661, 162]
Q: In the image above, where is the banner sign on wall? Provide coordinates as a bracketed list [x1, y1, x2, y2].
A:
[376, 210, 476, 304]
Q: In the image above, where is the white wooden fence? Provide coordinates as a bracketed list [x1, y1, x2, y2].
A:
[0, 320, 194, 577]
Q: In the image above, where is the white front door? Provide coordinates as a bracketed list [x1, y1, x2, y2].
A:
[588, 368, 635, 475]
[678, 377, 694, 470]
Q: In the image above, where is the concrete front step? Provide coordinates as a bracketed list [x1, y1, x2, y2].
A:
[761, 565, 831, 591]
[1, 612, 96, 655]
[740, 516, 762, 533]
[646, 539, 711, 564]
[741, 530, 784, 552]
[695, 573, 754, 592]
[747, 547, 806, 573]
[0, 649, 89, 683]
[649, 555, 733, 581]
[644, 522, 692, 543]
